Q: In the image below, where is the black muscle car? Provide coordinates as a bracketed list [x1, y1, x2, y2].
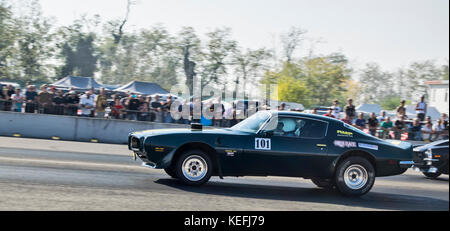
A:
[128, 111, 415, 196]
[412, 139, 449, 178]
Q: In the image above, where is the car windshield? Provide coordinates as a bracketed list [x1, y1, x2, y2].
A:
[231, 111, 271, 133]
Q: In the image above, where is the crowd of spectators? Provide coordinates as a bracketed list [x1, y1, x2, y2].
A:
[311, 97, 449, 142]
[0, 84, 245, 127]
[1, 83, 449, 142]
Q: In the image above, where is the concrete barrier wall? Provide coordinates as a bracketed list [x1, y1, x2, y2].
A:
[0, 111, 189, 144]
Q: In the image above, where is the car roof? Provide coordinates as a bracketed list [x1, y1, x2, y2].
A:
[267, 110, 341, 123]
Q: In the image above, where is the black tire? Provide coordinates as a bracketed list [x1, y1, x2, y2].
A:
[335, 156, 376, 197]
[164, 167, 177, 179]
[311, 178, 335, 189]
[174, 149, 213, 186]
[423, 172, 442, 179]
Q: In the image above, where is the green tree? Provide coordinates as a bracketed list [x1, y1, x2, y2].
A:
[0, 2, 17, 80]
[232, 48, 272, 98]
[10, 0, 53, 84]
[442, 63, 448, 80]
[376, 95, 404, 110]
[73, 34, 97, 76]
[199, 28, 237, 91]
[404, 60, 444, 100]
[55, 18, 99, 78]
[280, 26, 307, 63]
[359, 63, 396, 103]
[178, 26, 201, 95]
[302, 56, 352, 106]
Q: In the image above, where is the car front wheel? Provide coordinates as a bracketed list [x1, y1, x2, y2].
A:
[175, 149, 213, 186]
[335, 156, 375, 197]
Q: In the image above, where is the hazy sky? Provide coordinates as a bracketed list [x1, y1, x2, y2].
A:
[38, 0, 449, 71]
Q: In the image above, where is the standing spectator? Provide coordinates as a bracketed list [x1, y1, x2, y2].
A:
[111, 98, 125, 119]
[396, 100, 407, 119]
[79, 91, 95, 117]
[432, 119, 446, 141]
[95, 88, 108, 118]
[151, 95, 163, 122]
[52, 90, 66, 115]
[367, 113, 379, 136]
[421, 121, 434, 142]
[1, 84, 13, 111]
[37, 84, 53, 114]
[126, 95, 140, 120]
[200, 105, 214, 126]
[11, 88, 25, 112]
[377, 111, 387, 123]
[279, 103, 286, 111]
[5, 84, 15, 111]
[341, 114, 352, 125]
[162, 96, 174, 123]
[0, 86, 5, 100]
[6, 84, 15, 98]
[311, 108, 318, 114]
[89, 87, 97, 100]
[0, 86, 8, 111]
[138, 101, 150, 121]
[25, 85, 38, 113]
[177, 99, 191, 124]
[145, 95, 156, 121]
[354, 112, 366, 130]
[393, 117, 406, 140]
[344, 98, 356, 120]
[49, 86, 57, 95]
[65, 91, 80, 116]
[409, 119, 423, 141]
[380, 116, 393, 139]
[425, 116, 433, 126]
[324, 109, 335, 118]
[331, 100, 341, 119]
[415, 95, 427, 121]
[4, 84, 15, 111]
[441, 113, 449, 139]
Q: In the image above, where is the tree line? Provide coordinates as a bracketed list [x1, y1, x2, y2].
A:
[0, 0, 448, 109]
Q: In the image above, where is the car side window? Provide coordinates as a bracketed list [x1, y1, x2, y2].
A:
[263, 117, 328, 138]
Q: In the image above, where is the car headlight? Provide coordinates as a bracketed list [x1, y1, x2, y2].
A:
[425, 149, 432, 159]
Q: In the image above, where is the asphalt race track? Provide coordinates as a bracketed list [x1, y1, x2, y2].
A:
[0, 136, 448, 211]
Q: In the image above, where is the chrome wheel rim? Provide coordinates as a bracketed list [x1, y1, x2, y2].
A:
[182, 155, 208, 181]
[343, 164, 368, 190]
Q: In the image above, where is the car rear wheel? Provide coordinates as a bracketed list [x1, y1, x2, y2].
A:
[335, 156, 375, 197]
[423, 172, 441, 179]
[175, 149, 213, 186]
[311, 178, 335, 189]
[164, 167, 177, 179]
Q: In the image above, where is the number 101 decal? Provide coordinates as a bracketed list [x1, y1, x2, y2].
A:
[255, 138, 271, 150]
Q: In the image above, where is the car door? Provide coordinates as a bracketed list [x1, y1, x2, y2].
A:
[241, 116, 330, 177]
